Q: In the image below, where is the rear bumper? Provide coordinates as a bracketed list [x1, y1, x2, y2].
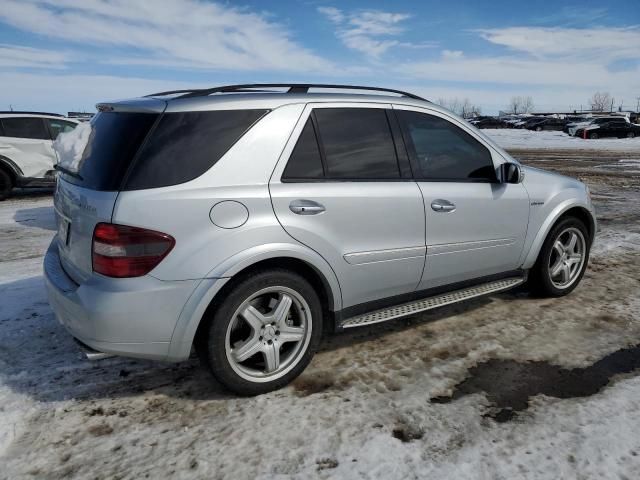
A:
[43, 238, 199, 361]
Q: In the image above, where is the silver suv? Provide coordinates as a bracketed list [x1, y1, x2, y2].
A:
[44, 84, 596, 395]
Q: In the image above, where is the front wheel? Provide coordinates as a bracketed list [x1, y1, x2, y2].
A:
[197, 269, 323, 395]
[529, 217, 590, 297]
[589, 132, 599, 139]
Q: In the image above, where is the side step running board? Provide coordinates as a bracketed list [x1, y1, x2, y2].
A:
[340, 277, 525, 329]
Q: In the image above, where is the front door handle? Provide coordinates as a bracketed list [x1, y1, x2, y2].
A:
[431, 199, 456, 213]
[289, 199, 326, 215]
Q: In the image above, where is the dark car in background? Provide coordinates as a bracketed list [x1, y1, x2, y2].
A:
[525, 118, 568, 131]
[575, 117, 640, 139]
[472, 117, 509, 129]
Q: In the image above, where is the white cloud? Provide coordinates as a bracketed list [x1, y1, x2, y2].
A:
[318, 7, 434, 58]
[479, 26, 640, 62]
[0, 0, 335, 73]
[441, 50, 464, 59]
[0, 44, 71, 69]
[0, 71, 204, 113]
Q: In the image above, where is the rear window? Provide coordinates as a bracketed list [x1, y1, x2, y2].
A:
[62, 112, 158, 190]
[61, 109, 268, 191]
[124, 109, 267, 190]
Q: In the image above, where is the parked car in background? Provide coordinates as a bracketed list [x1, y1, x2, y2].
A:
[525, 118, 568, 131]
[575, 117, 640, 139]
[515, 117, 546, 129]
[44, 83, 596, 395]
[473, 117, 509, 129]
[566, 116, 629, 136]
[0, 112, 79, 200]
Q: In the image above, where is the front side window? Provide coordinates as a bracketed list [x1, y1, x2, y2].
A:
[1, 117, 49, 140]
[397, 110, 496, 182]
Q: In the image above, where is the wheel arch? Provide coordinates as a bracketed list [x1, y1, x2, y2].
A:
[0, 155, 22, 184]
[522, 201, 596, 269]
[166, 245, 342, 362]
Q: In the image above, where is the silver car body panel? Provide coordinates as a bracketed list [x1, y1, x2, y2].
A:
[43, 90, 596, 362]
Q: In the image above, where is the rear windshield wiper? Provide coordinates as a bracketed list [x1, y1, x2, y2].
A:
[54, 164, 83, 181]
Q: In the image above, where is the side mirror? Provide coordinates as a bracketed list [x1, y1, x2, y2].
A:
[500, 162, 523, 184]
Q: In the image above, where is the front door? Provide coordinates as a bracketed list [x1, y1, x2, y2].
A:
[270, 104, 426, 308]
[394, 106, 530, 290]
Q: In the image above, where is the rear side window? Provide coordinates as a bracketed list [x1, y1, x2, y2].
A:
[1, 117, 49, 140]
[282, 118, 324, 180]
[124, 109, 268, 190]
[314, 108, 400, 179]
[63, 112, 159, 190]
[397, 110, 496, 182]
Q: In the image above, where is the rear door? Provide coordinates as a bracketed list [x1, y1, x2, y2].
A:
[270, 104, 425, 308]
[0, 116, 54, 177]
[394, 105, 530, 290]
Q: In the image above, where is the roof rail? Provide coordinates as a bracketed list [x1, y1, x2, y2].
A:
[0, 111, 64, 117]
[145, 84, 427, 101]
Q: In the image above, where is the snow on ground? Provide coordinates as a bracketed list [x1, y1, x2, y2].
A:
[484, 128, 640, 152]
[1, 149, 640, 479]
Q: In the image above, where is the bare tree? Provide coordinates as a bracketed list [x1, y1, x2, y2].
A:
[437, 97, 482, 118]
[508, 96, 535, 114]
[590, 92, 613, 112]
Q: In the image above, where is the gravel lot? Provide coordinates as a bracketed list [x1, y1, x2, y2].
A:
[1, 148, 639, 479]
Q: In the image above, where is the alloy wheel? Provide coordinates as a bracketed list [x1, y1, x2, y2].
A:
[548, 227, 586, 289]
[224, 286, 312, 382]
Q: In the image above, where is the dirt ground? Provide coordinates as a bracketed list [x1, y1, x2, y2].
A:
[1, 149, 639, 479]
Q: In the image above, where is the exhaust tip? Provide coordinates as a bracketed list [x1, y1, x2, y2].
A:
[73, 338, 114, 361]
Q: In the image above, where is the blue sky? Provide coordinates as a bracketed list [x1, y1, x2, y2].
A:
[0, 0, 638, 114]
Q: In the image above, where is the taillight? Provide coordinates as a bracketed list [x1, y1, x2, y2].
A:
[92, 223, 175, 278]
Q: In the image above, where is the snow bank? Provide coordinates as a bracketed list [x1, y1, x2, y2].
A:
[484, 129, 640, 152]
[53, 122, 92, 171]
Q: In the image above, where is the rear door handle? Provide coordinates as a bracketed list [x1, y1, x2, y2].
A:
[289, 199, 326, 215]
[431, 199, 456, 212]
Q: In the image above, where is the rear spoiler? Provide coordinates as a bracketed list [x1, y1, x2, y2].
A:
[96, 97, 167, 114]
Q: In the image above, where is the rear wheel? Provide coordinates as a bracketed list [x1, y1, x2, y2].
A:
[589, 132, 599, 139]
[529, 217, 590, 297]
[197, 269, 323, 395]
[0, 169, 14, 201]
[627, 132, 635, 138]
[535, 126, 543, 132]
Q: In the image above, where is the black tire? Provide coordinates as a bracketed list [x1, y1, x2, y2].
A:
[197, 269, 323, 396]
[528, 217, 590, 297]
[535, 126, 542, 132]
[0, 169, 13, 201]
[589, 132, 598, 139]
[627, 132, 635, 139]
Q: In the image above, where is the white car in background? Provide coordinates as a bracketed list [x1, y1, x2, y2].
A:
[0, 112, 79, 200]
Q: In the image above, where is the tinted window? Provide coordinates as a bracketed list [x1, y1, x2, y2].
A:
[282, 117, 324, 179]
[63, 112, 159, 190]
[397, 111, 496, 181]
[48, 119, 77, 140]
[314, 108, 400, 179]
[1, 117, 49, 140]
[125, 109, 268, 190]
